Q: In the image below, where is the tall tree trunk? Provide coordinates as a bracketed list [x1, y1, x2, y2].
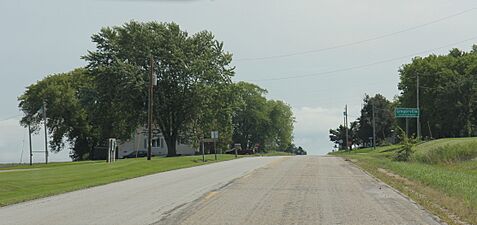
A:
[165, 135, 177, 157]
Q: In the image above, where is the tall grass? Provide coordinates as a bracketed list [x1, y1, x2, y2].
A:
[412, 139, 477, 164]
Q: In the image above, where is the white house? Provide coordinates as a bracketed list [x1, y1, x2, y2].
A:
[118, 128, 197, 158]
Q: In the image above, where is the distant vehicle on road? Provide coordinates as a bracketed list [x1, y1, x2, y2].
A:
[123, 150, 148, 159]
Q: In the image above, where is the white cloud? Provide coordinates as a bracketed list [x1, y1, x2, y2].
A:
[294, 107, 343, 134]
[292, 106, 348, 155]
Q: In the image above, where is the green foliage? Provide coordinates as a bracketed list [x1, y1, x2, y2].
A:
[285, 144, 307, 155]
[333, 143, 477, 224]
[231, 82, 295, 152]
[83, 21, 235, 156]
[412, 138, 477, 164]
[329, 122, 359, 150]
[357, 94, 396, 147]
[398, 46, 477, 138]
[0, 155, 239, 207]
[19, 21, 297, 160]
[18, 69, 96, 160]
[393, 127, 415, 161]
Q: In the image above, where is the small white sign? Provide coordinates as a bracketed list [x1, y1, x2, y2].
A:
[211, 131, 219, 139]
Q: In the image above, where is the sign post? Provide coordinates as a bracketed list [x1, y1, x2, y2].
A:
[108, 138, 117, 163]
[211, 131, 219, 160]
[395, 108, 420, 137]
[395, 108, 419, 118]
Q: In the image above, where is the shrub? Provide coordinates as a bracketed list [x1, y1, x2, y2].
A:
[394, 127, 415, 161]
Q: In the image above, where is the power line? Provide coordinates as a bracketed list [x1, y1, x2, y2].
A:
[0, 114, 22, 123]
[236, 8, 477, 62]
[247, 35, 477, 82]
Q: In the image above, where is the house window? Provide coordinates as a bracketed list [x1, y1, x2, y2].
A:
[160, 138, 164, 148]
[152, 139, 158, 148]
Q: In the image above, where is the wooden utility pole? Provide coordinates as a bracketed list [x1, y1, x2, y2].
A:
[372, 103, 376, 150]
[417, 74, 421, 139]
[344, 105, 349, 151]
[147, 56, 154, 161]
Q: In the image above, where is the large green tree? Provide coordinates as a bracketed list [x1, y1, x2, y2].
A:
[356, 94, 395, 146]
[232, 82, 269, 151]
[264, 100, 294, 151]
[83, 21, 234, 156]
[398, 46, 477, 138]
[18, 69, 97, 161]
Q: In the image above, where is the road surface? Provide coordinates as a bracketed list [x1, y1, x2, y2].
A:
[0, 156, 442, 225]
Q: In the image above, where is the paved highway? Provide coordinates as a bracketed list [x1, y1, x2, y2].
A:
[0, 156, 442, 225]
[157, 156, 442, 225]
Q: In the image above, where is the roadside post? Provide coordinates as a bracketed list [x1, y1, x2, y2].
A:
[211, 131, 219, 160]
[108, 138, 117, 163]
[395, 108, 420, 138]
[201, 137, 205, 162]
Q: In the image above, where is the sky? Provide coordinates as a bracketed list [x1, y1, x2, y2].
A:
[1, 0, 477, 163]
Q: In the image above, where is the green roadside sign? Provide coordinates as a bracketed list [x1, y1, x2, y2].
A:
[395, 108, 419, 118]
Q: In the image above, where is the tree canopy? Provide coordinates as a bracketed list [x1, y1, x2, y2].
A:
[19, 21, 298, 160]
[330, 45, 477, 151]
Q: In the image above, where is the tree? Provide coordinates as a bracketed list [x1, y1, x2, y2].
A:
[356, 94, 395, 146]
[232, 82, 269, 151]
[264, 100, 295, 151]
[18, 69, 97, 161]
[329, 121, 359, 150]
[398, 47, 477, 138]
[83, 21, 234, 156]
[329, 125, 347, 150]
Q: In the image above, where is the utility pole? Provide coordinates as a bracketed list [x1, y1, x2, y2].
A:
[43, 101, 48, 164]
[372, 102, 376, 150]
[344, 105, 349, 151]
[147, 56, 154, 161]
[201, 137, 205, 162]
[416, 74, 421, 140]
[28, 124, 32, 166]
[214, 139, 217, 161]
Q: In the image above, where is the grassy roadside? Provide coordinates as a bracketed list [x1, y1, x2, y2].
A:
[0, 154, 247, 207]
[331, 141, 477, 225]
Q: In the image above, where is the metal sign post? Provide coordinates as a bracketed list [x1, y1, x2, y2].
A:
[211, 131, 218, 160]
[395, 108, 420, 138]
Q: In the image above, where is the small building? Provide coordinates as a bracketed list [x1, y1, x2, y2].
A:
[118, 128, 196, 158]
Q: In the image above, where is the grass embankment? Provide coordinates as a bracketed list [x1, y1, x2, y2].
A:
[0, 154, 240, 207]
[331, 138, 477, 225]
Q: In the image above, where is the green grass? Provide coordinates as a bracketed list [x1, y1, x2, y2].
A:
[412, 138, 477, 164]
[331, 138, 477, 225]
[0, 154, 240, 207]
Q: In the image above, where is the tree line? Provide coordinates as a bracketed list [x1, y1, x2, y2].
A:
[330, 45, 477, 150]
[18, 21, 302, 161]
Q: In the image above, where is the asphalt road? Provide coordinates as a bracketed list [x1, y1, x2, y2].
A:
[156, 156, 442, 225]
[0, 156, 443, 225]
[0, 157, 279, 225]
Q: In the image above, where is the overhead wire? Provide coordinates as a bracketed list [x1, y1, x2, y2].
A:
[0, 114, 22, 123]
[248, 35, 477, 82]
[236, 7, 477, 61]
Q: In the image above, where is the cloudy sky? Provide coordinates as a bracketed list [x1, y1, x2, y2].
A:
[1, 0, 476, 163]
